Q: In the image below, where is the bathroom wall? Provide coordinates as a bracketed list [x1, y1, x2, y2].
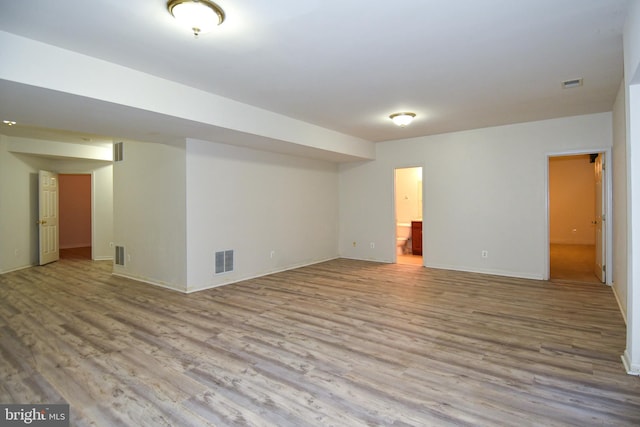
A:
[549, 155, 596, 245]
[59, 174, 91, 249]
[395, 167, 422, 224]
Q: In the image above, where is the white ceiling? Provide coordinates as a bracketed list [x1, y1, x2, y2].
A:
[0, 0, 629, 148]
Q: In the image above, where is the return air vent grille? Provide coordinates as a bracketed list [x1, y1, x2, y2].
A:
[562, 78, 583, 89]
[115, 246, 125, 266]
[114, 142, 124, 162]
[215, 250, 234, 274]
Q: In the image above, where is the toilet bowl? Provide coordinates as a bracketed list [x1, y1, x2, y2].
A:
[396, 223, 411, 254]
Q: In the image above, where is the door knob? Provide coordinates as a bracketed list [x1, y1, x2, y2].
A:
[36, 220, 47, 225]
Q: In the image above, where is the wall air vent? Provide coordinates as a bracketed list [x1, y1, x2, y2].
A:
[114, 142, 124, 162]
[215, 250, 234, 274]
[115, 245, 125, 266]
[562, 78, 583, 89]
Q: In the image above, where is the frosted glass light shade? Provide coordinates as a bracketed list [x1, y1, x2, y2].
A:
[168, 0, 225, 36]
[389, 112, 416, 127]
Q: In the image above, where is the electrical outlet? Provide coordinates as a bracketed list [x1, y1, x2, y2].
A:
[270, 250, 275, 259]
[370, 242, 375, 249]
[481, 250, 488, 258]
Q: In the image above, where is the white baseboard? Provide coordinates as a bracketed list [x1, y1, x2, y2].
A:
[611, 284, 627, 324]
[186, 256, 339, 293]
[112, 272, 187, 293]
[0, 264, 36, 275]
[621, 351, 640, 376]
[425, 263, 543, 281]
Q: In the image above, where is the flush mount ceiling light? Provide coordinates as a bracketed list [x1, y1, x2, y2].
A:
[2, 120, 16, 126]
[389, 112, 416, 127]
[167, 0, 225, 37]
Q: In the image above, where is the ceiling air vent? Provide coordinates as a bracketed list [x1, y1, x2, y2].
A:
[562, 78, 583, 89]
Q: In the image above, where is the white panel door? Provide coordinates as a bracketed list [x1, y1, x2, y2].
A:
[38, 170, 60, 265]
[594, 154, 605, 282]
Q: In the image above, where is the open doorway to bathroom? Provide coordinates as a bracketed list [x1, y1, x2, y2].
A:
[395, 166, 423, 265]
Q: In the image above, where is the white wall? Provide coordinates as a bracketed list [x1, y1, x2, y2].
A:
[93, 164, 114, 261]
[339, 113, 612, 279]
[0, 31, 374, 162]
[185, 138, 339, 291]
[113, 140, 187, 291]
[0, 136, 113, 271]
[613, 81, 628, 320]
[0, 136, 50, 272]
[623, 0, 640, 375]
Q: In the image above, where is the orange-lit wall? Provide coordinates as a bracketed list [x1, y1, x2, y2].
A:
[549, 155, 595, 245]
[59, 174, 91, 249]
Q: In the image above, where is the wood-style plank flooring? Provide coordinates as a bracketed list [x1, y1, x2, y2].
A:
[60, 247, 92, 261]
[550, 244, 601, 284]
[1, 258, 639, 426]
[397, 254, 423, 266]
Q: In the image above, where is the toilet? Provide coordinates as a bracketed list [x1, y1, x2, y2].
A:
[396, 223, 412, 254]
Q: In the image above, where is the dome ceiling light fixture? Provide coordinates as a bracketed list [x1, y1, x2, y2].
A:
[167, 0, 225, 37]
[389, 112, 416, 127]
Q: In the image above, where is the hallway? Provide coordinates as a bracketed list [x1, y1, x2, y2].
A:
[550, 244, 601, 284]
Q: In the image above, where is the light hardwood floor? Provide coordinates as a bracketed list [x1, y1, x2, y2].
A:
[397, 254, 423, 265]
[1, 258, 639, 426]
[60, 247, 92, 260]
[550, 244, 601, 284]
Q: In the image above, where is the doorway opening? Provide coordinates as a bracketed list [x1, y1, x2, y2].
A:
[59, 174, 92, 260]
[395, 166, 423, 265]
[548, 153, 604, 283]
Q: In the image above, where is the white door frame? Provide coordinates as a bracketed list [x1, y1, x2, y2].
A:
[544, 148, 613, 284]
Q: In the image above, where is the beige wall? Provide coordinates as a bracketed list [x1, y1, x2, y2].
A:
[549, 155, 596, 245]
[612, 80, 628, 320]
[623, 0, 640, 374]
[0, 136, 50, 272]
[113, 139, 187, 291]
[340, 112, 612, 279]
[186, 138, 339, 291]
[0, 136, 114, 271]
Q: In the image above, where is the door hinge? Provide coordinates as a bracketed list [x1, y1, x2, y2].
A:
[602, 214, 606, 221]
[603, 265, 606, 272]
